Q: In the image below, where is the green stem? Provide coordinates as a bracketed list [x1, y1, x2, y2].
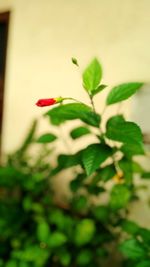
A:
[59, 125, 72, 153]
[89, 94, 122, 175]
[116, 102, 123, 114]
[89, 94, 103, 137]
[62, 97, 86, 106]
[101, 105, 107, 116]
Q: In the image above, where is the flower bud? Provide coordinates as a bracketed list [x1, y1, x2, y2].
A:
[36, 97, 63, 107]
[112, 171, 124, 184]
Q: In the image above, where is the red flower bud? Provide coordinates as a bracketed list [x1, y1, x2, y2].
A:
[36, 97, 62, 107]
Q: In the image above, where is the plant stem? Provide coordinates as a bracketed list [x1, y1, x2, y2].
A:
[89, 94, 103, 136]
[63, 97, 86, 106]
[116, 102, 123, 114]
[89, 95, 96, 113]
[101, 105, 107, 116]
[59, 125, 72, 153]
[89, 94, 122, 176]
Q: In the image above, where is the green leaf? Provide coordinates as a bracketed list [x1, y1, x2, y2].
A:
[82, 144, 113, 176]
[49, 209, 67, 230]
[119, 239, 147, 260]
[92, 205, 109, 222]
[83, 58, 102, 93]
[121, 142, 145, 157]
[58, 249, 71, 266]
[72, 195, 88, 211]
[74, 219, 96, 246]
[70, 126, 91, 139]
[142, 172, 150, 179]
[0, 166, 21, 187]
[106, 115, 143, 144]
[132, 161, 144, 174]
[136, 261, 150, 267]
[48, 232, 67, 248]
[23, 196, 32, 211]
[46, 103, 101, 127]
[19, 262, 29, 267]
[58, 152, 82, 168]
[70, 173, 86, 192]
[139, 228, 150, 245]
[118, 158, 133, 184]
[71, 57, 79, 66]
[12, 245, 49, 263]
[37, 221, 51, 243]
[96, 248, 108, 258]
[52, 151, 82, 175]
[86, 184, 105, 195]
[121, 219, 140, 235]
[70, 179, 81, 192]
[96, 164, 116, 182]
[37, 133, 57, 143]
[77, 249, 93, 265]
[110, 184, 131, 210]
[6, 260, 17, 267]
[106, 82, 143, 105]
[91, 84, 107, 97]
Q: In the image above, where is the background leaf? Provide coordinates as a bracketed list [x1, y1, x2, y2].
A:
[77, 249, 93, 265]
[139, 228, 150, 245]
[135, 261, 150, 267]
[70, 126, 91, 139]
[142, 172, 150, 179]
[92, 205, 109, 223]
[95, 165, 116, 182]
[51, 151, 82, 175]
[74, 219, 96, 246]
[37, 221, 51, 243]
[119, 239, 147, 260]
[106, 82, 143, 105]
[48, 232, 67, 248]
[118, 158, 133, 184]
[70, 173, 86, 192]
[58, 249, 71, 266]
[37, 133, 57, 143]
[6, 260, 17, 267]
[71, 195, 88, 212]
[110, 184, 131, 210]
[121, 219, 140, 235]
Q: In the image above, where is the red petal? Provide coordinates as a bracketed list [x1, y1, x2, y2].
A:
[36, 98, 56, 107]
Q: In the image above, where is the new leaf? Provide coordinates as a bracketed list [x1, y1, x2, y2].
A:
[83, 58, 102, 94]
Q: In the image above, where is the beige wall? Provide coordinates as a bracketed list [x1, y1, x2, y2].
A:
[0, 0, 150, 153]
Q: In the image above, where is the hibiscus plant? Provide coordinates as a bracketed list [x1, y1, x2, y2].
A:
[35, 58, 150, 267]
[0, 58, 150, 267]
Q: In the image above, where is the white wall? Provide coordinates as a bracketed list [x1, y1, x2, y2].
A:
[0, 0, 150, 153]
